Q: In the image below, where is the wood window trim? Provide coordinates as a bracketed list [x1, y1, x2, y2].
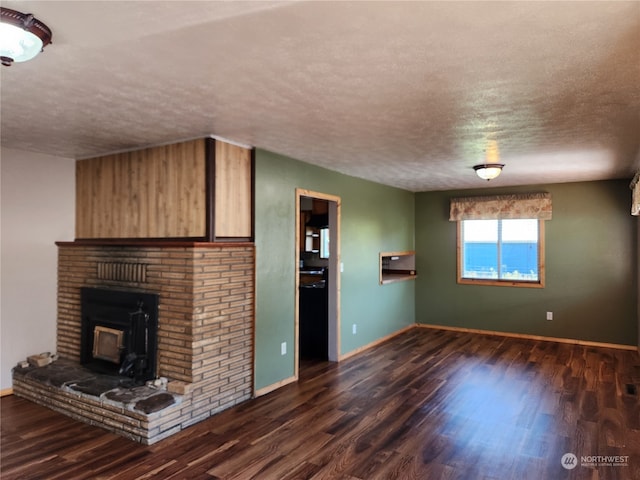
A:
[456, 220, 545, 289]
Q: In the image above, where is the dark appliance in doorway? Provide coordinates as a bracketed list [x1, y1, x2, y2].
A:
[299, 271, 328, 360]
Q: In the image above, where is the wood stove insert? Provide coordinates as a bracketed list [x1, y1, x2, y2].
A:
[80, 287, 159, 384]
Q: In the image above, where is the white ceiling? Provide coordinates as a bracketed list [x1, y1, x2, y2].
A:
[1, 0, 639, 192]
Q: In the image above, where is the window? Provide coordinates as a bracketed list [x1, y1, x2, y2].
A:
[458, 218, 544, 287]
[319, 227, 330, 259]
[631, 171, 640, 216]
[450, 193, 551, 288]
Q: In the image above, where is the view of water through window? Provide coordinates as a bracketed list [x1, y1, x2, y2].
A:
[462, 219, 538, 281]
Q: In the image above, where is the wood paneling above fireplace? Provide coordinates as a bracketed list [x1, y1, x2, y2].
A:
[214, 140, 253, 239]
[75, 138, 253, 242]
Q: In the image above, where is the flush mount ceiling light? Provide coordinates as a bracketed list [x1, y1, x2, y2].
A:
[0, 7, 52, 66]
[473, 163, 505, 181]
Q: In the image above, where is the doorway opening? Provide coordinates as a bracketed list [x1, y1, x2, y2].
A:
[295, 189, 340, 377]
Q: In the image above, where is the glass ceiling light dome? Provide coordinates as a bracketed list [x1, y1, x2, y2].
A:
[0, 8, 52, 66]
[473, 163, 505, 181]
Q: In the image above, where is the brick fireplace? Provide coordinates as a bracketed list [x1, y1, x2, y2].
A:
[12, 241, 255, 444]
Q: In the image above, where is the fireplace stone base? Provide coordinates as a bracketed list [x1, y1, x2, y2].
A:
[13, 359, 187, 444]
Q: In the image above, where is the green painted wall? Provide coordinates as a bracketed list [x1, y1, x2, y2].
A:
[254, 149, 415, 391]
[415, 180, 637, 346]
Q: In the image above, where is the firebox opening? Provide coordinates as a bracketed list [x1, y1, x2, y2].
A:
[81, 287, 159, 384]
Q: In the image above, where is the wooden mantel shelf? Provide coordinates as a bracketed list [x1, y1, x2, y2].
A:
[56, 240, 254, 248]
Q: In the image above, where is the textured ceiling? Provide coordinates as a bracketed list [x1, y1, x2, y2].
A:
[1, 1, 639, 192]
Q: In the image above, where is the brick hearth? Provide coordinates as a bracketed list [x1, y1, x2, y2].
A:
[12, 242, 254, 444]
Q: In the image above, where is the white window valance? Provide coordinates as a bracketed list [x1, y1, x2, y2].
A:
[449, 193, 552, 221]
[631, 172, 640, 216]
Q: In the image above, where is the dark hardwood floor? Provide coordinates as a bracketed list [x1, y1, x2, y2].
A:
[2, 327, 639, 479]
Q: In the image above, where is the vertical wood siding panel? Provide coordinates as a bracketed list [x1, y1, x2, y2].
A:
[215, 141, 252, 238]
[75, 140, 206, 239]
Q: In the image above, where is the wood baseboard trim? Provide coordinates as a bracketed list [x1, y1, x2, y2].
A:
[418, 323, 638, 351]
[255, 325, 415, 397]
[0, 388, 14, 397]
[339, 324, 415, 361]
[254, 321, 633, 399]
[254, 375, 297, 398]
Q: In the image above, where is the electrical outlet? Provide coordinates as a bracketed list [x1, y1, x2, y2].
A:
[546, 311, 553, 321]
[352, 324, 357, 335]
[281, 342, 287, 355]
